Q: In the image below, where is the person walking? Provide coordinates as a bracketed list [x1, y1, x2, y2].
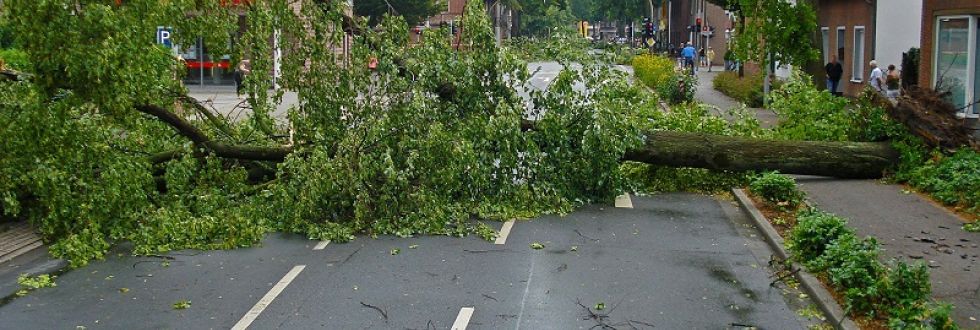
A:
[706, 47, 715, 72]
[681, 42, 696, 76]
[885, 64, 901, 100]
[698, 47, 706, 67]
[869, 60, 885, 95]
[824, 55, 843, 95]
[234, 59, 251, 97]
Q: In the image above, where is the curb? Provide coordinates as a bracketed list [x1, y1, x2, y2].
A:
[0, 223, 44, 265]
[731, 188, 859, 330]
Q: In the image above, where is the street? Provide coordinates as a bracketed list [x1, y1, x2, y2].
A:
[0, 194, 818, 329]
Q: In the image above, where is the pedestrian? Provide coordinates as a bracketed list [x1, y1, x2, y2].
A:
[682, 42, 696, 75]
[869, 60, 885, 95]
[824, 55, 843, 96]
[885, 64, 901, 100]
[706, 47, 715, 72]
[698, 47, 707, 67]
[234, 59, 251, 97]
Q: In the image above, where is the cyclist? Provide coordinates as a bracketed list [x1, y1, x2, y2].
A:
[681, 42, 696, 75]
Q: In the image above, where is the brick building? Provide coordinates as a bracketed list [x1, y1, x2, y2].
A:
[666, 0, 732, 67]
[919, 0, 980, 118]
[813, 0, 876, 97]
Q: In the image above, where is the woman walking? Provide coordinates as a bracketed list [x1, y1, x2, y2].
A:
[885, 64, 901, 100]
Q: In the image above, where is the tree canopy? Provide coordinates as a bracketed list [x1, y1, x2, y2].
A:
[0, 0, 645, 267]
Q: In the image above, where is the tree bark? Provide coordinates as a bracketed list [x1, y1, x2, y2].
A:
[622, 131, 899, 179]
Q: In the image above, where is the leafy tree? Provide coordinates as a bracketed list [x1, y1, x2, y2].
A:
[354, 0, 444, 25]
[0, 0, 643, 266]
[728, 0, 818, 69]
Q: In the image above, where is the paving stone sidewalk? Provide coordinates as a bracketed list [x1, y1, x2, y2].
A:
[692, 72, 980, 327]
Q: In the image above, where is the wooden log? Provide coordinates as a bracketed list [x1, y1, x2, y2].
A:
[622, 131, 899, 179]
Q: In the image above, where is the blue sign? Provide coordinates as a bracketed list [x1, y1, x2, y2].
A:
[156, 26, 173, 48]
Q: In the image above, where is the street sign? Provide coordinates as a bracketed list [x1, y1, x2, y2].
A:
[156, 26, 173, 48]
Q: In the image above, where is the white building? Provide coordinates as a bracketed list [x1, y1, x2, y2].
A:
[874, 0, 922, 73]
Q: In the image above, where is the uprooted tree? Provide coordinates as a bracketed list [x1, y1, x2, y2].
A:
[0, 0, 901, 266]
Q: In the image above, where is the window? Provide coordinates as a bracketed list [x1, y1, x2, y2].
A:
[934, 16, 979, 117]
[852, 26, 865, 82]
[837, 27, 846, 64]
[821, 27, 830, 64]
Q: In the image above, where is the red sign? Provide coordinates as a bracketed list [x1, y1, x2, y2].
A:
[185, 60, 231, 70]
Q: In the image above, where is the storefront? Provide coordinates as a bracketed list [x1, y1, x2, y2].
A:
[178, 38, 235, 86]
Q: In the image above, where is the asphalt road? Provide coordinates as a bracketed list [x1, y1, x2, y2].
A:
[0, 194, 820, 329]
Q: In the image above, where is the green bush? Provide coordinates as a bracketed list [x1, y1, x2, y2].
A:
[713, 71, 767, 107]
[819, 234, 885, 314]
[769, 71, 905, 142]
[789, 209, 955, 325]
[0, 48, 30, 71]
[906, 149, 980, 215]
[889, 302, 959, 330]
[748, 172, 805, 209]
[632, 54, 696, 104]
[789, 209, 853, 262]
[884, 261, 931, 309]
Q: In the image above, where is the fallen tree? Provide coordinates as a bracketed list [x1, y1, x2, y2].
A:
[138, 101, 899, 179]
[622, 131, 898, 179]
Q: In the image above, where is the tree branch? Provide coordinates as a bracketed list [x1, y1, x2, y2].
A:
[136, 104, 293, 163]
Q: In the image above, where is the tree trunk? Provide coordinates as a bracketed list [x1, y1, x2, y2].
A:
[140, 105, 900, 179]
[622, 131, 899, 179]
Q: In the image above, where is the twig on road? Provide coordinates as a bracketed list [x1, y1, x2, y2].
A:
[573, 229, 600, 243]
[360, 301, 388, 323]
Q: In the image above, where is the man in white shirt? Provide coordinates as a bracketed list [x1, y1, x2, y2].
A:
[869, 60, 885, 95]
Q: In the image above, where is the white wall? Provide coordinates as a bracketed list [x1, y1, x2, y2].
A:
[875, 0, 922, 72]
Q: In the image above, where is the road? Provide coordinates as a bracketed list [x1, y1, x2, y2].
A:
[0, 194, 820, 329]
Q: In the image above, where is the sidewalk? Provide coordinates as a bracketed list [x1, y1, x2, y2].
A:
[693, 77, 980, 327]
[693, 68, 779, 128]
[187, 86, 296, 122]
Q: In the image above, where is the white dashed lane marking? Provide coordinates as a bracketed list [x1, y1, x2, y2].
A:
[495, 220, 515, 245]
[615, 193, 634, 208]
[231, 265, 306, 330]
[451, 307, 475, 330]
[313, 240, 330, 250]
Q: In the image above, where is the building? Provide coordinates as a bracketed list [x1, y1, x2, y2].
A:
[919, 0, 980, 118]
[874, 0, 922, 80]
[666, 0, 732, 67]
[419, 0, 512, 44]
[813, 0, 876, 97]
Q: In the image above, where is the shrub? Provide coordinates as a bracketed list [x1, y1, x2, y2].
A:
[769, 71, 853, 141]
[713, 71, 767, 107]
[888, 302, 959, 330]
[884, 261, 931, 309]
[769, 71, 905, 142]
[632, 54, 696, 104]
[907, 149, 980, 214]
[789, 209, 853, 262]
[749, 172, 805, 209]
[0, 48, 30, 71]
[819, 235, 885, 314]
